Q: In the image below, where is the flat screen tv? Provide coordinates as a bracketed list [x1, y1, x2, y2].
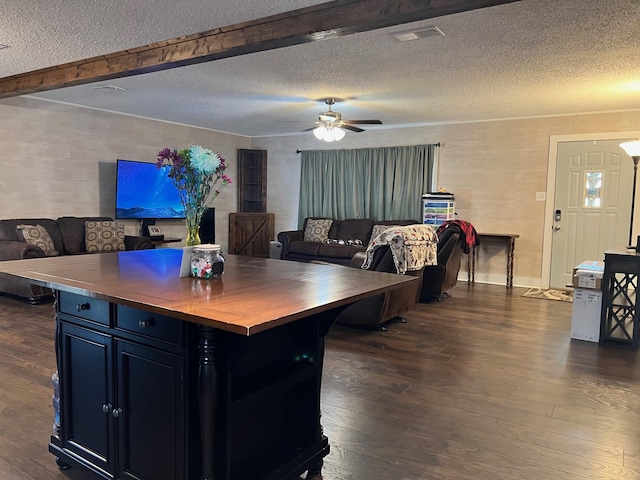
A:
[115, 159, 185, 220]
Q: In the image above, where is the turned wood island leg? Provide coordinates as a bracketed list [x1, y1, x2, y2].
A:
[198, 325, 218, 480]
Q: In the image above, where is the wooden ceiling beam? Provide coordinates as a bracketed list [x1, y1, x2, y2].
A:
[0, 0, 522, 99]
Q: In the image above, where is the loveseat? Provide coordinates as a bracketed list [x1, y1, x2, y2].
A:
[0, 216, 151, 303]
[277, 217, 420, 266]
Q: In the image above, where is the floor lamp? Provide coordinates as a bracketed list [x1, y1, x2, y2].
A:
[620, 141, 640, 249]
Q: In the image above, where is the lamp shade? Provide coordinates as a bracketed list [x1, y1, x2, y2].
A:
[323, 128, 336, 142]
[620, 141, 640, 157]
[313, 126, 326, 140]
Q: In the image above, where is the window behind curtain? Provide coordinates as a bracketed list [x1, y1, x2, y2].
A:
[298, 144, 436, 227]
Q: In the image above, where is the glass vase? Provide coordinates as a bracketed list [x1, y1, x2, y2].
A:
[185, 212, 202, 246]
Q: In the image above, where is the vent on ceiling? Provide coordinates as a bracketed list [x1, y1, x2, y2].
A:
[391, 26, 445, 42]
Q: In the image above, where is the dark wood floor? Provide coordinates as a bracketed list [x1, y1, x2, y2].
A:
[2, 283, 640, 479]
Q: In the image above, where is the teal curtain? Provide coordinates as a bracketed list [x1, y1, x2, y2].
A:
[298, 144, 435, 227]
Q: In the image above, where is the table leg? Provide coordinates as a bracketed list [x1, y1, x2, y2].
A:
[467, 246, 476, 284]
[506, 238, 515, 288]
[198, 326, 218, 480]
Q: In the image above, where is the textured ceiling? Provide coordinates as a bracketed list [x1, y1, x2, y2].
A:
[1, 0, 639, 138]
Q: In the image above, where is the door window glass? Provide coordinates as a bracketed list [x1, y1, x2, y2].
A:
[584, 171, 603, 207]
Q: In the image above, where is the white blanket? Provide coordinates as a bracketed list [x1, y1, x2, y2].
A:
[362, 224, 437, 274]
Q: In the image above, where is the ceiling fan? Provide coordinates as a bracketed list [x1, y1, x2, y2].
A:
[306, 98, 382, 141]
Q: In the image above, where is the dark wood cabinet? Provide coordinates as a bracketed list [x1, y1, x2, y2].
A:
[50, 285, 330, 480]
[228, 212, 275, 257]
[52, 294, 187, 480]
[237, 149, 267, 213]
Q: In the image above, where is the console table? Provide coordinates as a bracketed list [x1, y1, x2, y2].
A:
[467, 233, 519, 288]
[600, 247, 640, 348]
[0, 250, 416, 480]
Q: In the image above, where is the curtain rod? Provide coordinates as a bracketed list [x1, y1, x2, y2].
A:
[296, 142, 441, 153]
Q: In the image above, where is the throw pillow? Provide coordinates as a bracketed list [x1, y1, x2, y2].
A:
[303, 218, 333, 243]
[371, 224, 400, 242]
[85, 221, 126, 252]
[16, 224, 59, 256]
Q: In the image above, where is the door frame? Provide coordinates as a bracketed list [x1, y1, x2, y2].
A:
[541, 130, 640, 288]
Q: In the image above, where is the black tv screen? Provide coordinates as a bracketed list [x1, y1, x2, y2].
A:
[115, 159, 185, 219]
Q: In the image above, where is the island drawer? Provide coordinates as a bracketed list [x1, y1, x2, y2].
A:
[116, 304, 183, 346]
[58, 291, 110, 325]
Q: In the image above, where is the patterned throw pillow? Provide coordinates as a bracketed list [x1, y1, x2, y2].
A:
[303, 218, 333, 243]
[370, 224, 400, 242]
[16, 224, 59, 256]
[85, 221, 126, 252]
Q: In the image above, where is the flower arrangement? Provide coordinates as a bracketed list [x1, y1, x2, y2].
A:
[157, 145, 232, 245]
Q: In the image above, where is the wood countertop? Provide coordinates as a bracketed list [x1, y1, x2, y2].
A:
[0, 248, 417, 335]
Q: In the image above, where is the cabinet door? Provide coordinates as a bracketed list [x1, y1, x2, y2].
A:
[228, 212, 275, 257]
[60, 322, 115, 475]
[116, 340, 184, 480]
[237, 149, 267, 213]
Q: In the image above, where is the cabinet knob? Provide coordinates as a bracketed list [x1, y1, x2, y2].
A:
[76, 302, 91, 311]
[102, 403, 112, 414]
[112, 408, 123, 418]
[138, 319, 151, 328]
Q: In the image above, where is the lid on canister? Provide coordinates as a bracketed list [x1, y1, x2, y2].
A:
[193, 244, 222, 251]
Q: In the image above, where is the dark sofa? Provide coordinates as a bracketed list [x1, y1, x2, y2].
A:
[277, 217, 420, 266]
[0, 216, 151, 303]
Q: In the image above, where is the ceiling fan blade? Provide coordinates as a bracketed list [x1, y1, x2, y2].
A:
[341, 125, 365, 133]
[302, 126, 318, 132]
[344, 119, 383, 125]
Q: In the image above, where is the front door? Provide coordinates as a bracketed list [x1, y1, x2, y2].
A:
[550, 139, 635, 288]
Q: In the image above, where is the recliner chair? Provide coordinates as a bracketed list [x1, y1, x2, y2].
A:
[420, 226, 466, 302]
[334, 245, 424, 331]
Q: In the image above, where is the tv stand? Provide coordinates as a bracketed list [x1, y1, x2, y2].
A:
[141, 218, 156, 237]
[150, 237, 181, 248]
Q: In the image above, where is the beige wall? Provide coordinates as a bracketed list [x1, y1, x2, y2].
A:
[0, 97, 251, 252]
[252, 110, 640, 287]
[2, 96, 639, 286]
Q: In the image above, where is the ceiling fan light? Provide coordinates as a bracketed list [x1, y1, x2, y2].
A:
[323, 128, 336, 142]
[333, 127, 346, 141]
[313, 126, 326, 140]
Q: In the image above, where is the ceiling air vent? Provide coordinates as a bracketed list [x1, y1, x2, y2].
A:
[391, 26, 445, 42]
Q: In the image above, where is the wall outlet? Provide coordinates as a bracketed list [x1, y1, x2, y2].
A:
[536, 191, 546, 201]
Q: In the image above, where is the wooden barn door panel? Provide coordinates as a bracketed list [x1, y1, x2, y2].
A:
[229, 213, 275, 257]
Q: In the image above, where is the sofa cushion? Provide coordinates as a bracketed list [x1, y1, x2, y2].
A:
[289, 240, 321, 256]
[85, 221, 126, 252]
[57, 216, 113, 254]
[318, 243, 365, 259]
[16, 224, 59, 256]
[334, 219, 375, 245]
[303, 218, 333, 243]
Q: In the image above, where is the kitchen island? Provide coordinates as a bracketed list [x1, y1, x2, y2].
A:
[0, 248, 416, 480]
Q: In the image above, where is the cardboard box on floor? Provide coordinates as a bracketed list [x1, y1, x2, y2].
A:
[571, 289, 602, 342]
[572, 260, 604, 290]
[570, 260, 604, 343]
